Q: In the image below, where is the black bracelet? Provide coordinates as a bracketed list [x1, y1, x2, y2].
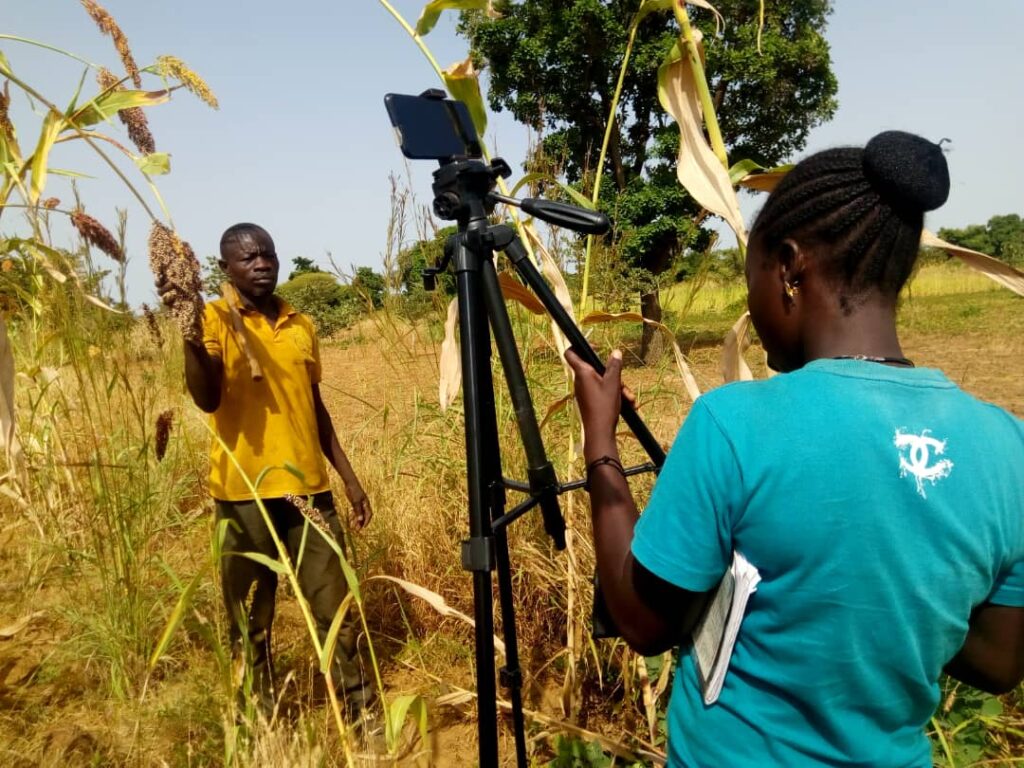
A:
[585, 455, 626, 491]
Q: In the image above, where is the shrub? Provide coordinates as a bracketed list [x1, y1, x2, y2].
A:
[276, 272, 360, 336]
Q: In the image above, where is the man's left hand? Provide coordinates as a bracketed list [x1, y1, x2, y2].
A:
[346, 484, 373, 529]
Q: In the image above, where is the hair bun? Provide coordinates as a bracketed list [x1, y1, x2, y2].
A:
[863, 131, 950, 212]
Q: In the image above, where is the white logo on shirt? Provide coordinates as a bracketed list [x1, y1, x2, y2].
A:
[894, 429, 954, 499]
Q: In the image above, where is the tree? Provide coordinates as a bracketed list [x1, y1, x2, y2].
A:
[939, 214, 1024, 267]
[289, 256, 323, 280]
[462, 0, 837, 361]
[397, 225, 458, 298]
[352, 266, 386, 308]
[276, 272, 360, 336]
[201, 254, 228, 297]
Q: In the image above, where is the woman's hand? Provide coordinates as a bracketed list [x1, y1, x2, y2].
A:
[564, 348, 636, 461]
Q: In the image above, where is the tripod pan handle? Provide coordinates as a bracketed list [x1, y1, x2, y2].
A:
[520, 198, 610, 235]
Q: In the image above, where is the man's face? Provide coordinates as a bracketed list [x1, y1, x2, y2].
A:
[221, 230, 279, 299]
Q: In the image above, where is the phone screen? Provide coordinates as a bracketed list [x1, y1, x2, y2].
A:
[384, 93, 482, 160]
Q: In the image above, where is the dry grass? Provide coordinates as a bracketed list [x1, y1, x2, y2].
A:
[0, 269, 1021, 766]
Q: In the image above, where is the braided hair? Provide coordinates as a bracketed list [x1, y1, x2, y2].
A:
[751, 131, 950, 304]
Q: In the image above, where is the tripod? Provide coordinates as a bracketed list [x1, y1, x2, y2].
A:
[428, 155, 667, 767]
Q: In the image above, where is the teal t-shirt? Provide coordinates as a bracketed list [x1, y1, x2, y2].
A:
[632, 359, 1024, 767]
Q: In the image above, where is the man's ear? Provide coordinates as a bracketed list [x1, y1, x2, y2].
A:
[218, 258, 228, 272]
[778, 238, 809, 288]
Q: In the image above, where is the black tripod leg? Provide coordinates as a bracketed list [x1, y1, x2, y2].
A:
[502, 237, 667, 467]
[481, 258, 559, 768]
[480, 260, 566, 550]
[453, 241, 500, 768]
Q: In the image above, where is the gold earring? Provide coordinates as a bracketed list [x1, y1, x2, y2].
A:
[784, 281, 799, 299]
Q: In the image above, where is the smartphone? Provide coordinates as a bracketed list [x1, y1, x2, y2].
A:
[384, 92, 482, 160]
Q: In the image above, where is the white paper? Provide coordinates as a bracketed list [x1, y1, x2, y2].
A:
[691, 551, 761, 705]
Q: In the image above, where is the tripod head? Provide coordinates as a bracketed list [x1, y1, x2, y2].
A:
[424, 154, 610, 289]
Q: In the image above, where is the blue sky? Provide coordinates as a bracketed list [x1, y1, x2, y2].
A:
[4, 1, 1022, 307]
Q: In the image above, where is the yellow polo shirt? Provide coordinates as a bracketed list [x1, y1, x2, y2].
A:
[202, 297, 330, 501]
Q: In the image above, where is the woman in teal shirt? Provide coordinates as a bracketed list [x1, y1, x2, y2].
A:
[567, 131, 1024, 766]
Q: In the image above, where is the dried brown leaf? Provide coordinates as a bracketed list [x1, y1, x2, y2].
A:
[0, 318, 21, 479]
[0, 611, 44, 639]
[722, 311, 754, 383]
[657, 32, 747, 245]
[498, 271, 546, 315]
[921, 230, 1024, 297]
[369, 575, 505, 656]
[438, 297, 461, 411]
[582, 311, 702, 402]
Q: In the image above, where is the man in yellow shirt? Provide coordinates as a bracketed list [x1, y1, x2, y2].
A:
[161, 222, 372, 717]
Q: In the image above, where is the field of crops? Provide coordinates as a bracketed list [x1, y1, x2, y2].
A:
[0, 265, 1020, 766]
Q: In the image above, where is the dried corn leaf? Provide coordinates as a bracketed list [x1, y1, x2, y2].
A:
[636, 654, 658, 744]
[540, 393, 573, 431]
[582, 311, 701, 402]
[29, 111, 63, 205]
[370, 575, 505, 655]
[637, 0, 724, 33]
[722, 311, 754, 382]
[439, 297, 461, 411]
[0, 317, 20, 477]
[921, 230, 1024, 297]
[658, 33, 747, 245]
[0, 611, 44, 639]
[729, 158, 792, 193]
[222, 283, 264, 381]
[498, 271, 545, 314]
[82, 292, 121, 313]
[738, 170, 788, 193]
[522, 225, 574, 360]
[415, 0, 498, 36]
[654, 650, 673, 698]
[442, 57, 487, 140]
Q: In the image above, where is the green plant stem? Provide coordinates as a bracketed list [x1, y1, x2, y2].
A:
[930, 716, 957, 767]
[1, 69, 158, 221]
[376, 0, 445, 79]
[673, 1, 728, 167]
[580, 10, 643, 312]
[0, 34, 100, 68]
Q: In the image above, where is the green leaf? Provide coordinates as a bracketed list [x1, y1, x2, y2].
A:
[442, 58, 487, 140]
[148, 570, 203, 670]
[29, 111, 63, 205]
[282, 462, 306, 481]
[234, 551, 287, 574]
[319, 592, 354, 675]
[49, 167, 95, 179]
[134, 152, 171, 176]
[728, 158, 766, 186]
[72, 88, 170, 128]
[636, 0, 673, 26]
[980, 696, 1003, 717]
[386, 694, 428, 753]
[65, 67, 90, 116]
[415, 0, 490, 36]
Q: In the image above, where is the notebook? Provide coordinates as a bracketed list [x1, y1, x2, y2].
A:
[691, 551, 761, 705]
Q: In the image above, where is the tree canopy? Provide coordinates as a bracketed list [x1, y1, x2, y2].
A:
[461, 0, 837, 358]
[939, 214, 1024, 266]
